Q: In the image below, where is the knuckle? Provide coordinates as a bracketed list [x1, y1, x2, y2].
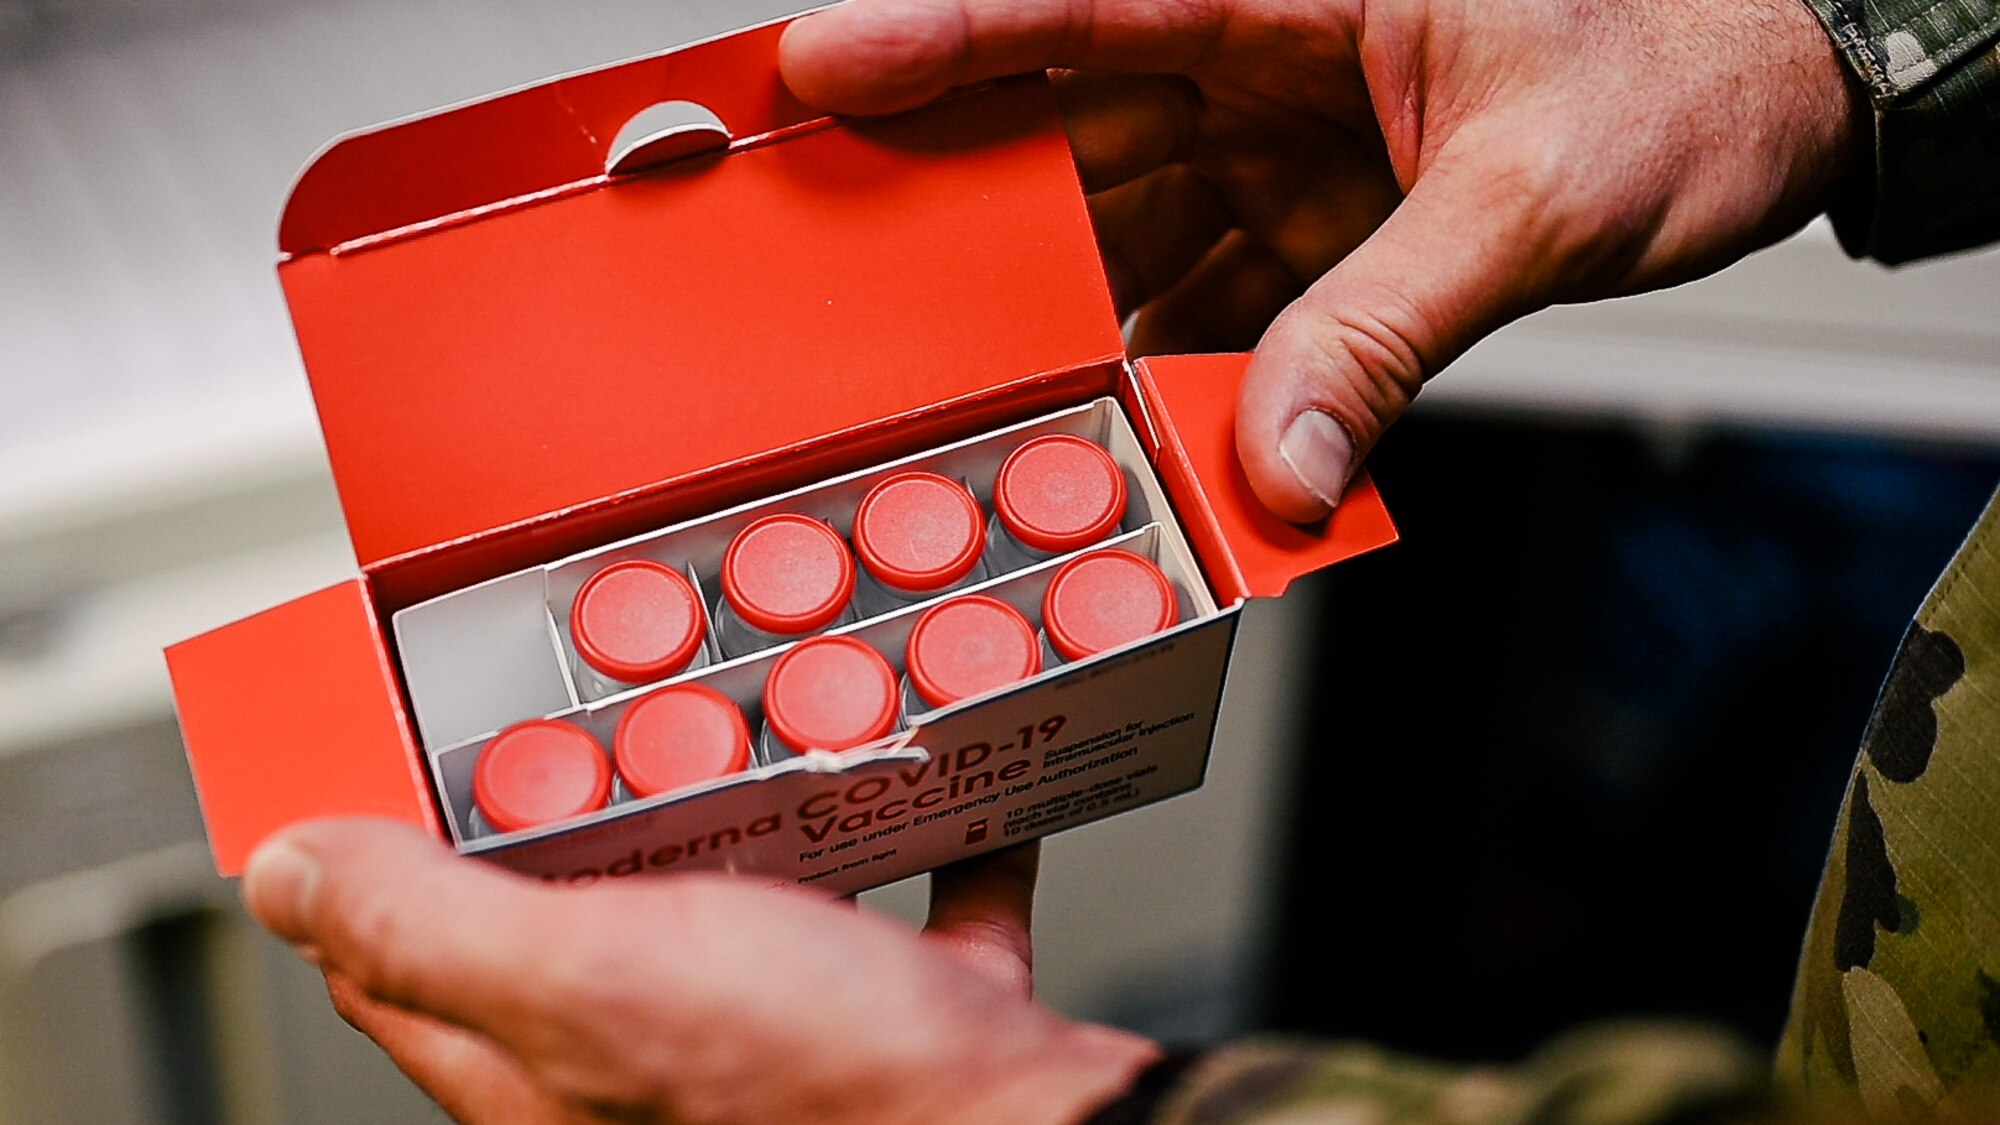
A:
[1480, 137, 1571, 217]
[1470, 135, 1595, 251]
[1290, 294, 1430, 432]
[950, 915, 1031, 958]
[1463, 124, 1663, 291]
[544, 1065, 665, 1124]
[328, 884, 423, 1001]
[947, 921, 1035, 995]
[527, 883, 717, 1076]
[532, 930, 643, 1034]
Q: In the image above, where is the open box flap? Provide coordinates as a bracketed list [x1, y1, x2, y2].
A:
[1132, 353, 1399, 602]
[166, 581, 442, 874]
[278, 19, 1123, 570]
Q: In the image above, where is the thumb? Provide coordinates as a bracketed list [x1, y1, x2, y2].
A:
[1236, 146, 1556, 522]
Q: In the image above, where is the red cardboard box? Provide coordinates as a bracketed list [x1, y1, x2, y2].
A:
[164, 16, 1397, 892]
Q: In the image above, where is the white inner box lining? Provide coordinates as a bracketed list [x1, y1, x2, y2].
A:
[391, 394, 1224, 844]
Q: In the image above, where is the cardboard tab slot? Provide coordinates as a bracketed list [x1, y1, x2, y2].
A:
[606, 100, 731, 176]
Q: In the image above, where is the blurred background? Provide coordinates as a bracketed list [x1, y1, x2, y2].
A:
[3, 0, 1998, 1120]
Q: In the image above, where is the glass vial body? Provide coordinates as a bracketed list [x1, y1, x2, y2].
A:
[612, 683, 752, 803]
[569, 558, 710, 698]
[1040, 549, 1179, 664]
[758, 635, 899, 762]
[851, 471, 991, 616]
[985, 434, 1129, 572]
[715, 513, 858, 660]
[470, 718, 612, 838]
[899, 594, 1042, 721]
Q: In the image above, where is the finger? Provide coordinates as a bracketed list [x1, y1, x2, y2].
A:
[923, 843, 1039, 997]
[242, 817, 674, 1088]
[1128, 230, 1303, 356]
[1090, 164, 1236, 315]
[247, 819, 914, 1116]
[1235, 139, 1556, 521]
[779, 0, 1234, 114]
[324, 972, 574, 1125]
[1055, 71, 1204, 193]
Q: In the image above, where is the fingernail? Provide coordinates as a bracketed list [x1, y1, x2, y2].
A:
[242, 838, 321, 942]
[1279, 410, 1353, 512]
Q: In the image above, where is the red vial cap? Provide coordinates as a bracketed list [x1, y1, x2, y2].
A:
[852, 471, 986, 593]
[1042, 550, 1178, 662]
[762, 635, 898, 752]
[473, 719, 611, 834]
[906, 595, 1041, 709]
[721, 514, 857, 636]
[993, 435, 1127, 555]
[570, 559, 706, 684]
[614, 683, 752, 799]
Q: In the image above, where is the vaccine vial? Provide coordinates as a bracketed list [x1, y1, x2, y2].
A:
[759, 634, 899, 761]
[612, 683, 752, 802]
[901, 594, 1041, 720]
[469, 718, 612, 838]
[851, 471, 989, 616]
[715, 513, 858, 659]
[569, 558, 709, 698]
[1040, 549, 1179, 663]
[987, 434, 1129, 572]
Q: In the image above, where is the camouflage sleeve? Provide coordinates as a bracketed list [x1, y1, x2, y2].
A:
[1077, 487, 2000, 1124]
[1777, 488, 2000, 1116]
[1079, 1023, 1773, 1124]
[1797, 0, 2000, 262]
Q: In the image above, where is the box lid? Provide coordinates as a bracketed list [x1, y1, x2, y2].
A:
[278, 18, 1124, 570]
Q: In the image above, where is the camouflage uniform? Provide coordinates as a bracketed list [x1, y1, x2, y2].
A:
[1083, 1, 2000, 1119]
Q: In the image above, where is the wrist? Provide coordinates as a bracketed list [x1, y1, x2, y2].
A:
[1751, 0, 1871, 212]
[1772, 0, 1873, 215]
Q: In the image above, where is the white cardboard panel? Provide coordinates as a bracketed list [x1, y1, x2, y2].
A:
[391, 569, 575, 750]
